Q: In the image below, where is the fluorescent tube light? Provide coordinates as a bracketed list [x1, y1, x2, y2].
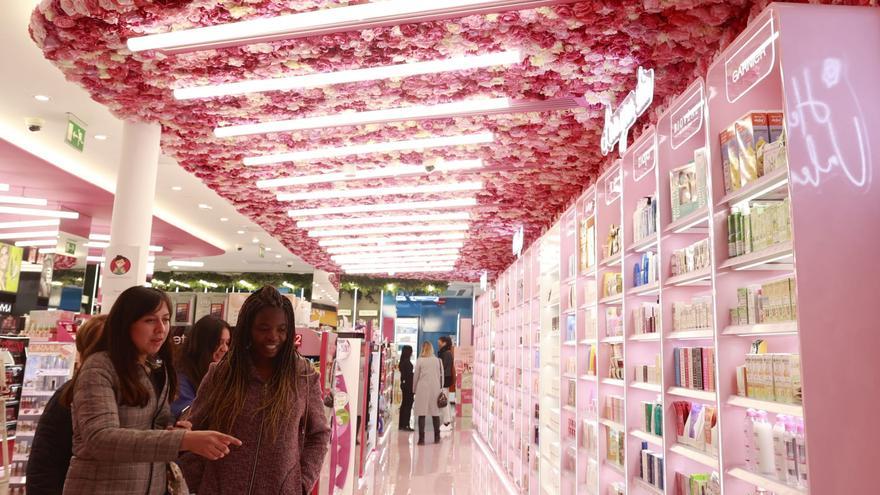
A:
[0, 184, 8, 192]
[289, 198, 477, 217]
[318, 232, 467, 247]
[245, 132, 493, 166]
[217, 98, 509, 137]
[341, 261, 457, 270]
[332, 251, 460, 262]
[340, 258, 460, 268]
[89, 233, 111, 241]
[258, 159, 482, 188]
[279, 181, 482, 202]
[173, 51, 520, 99]
[297, 212, 469, 229]
[334, 254, 460, 264]
[282, 282, 297, 290]
[344, 266, 454, 274]
[309, 223, 468, 238]
[0, 231, 59, 240]
[85, 241, 164, 252]
[168, 260, 206, 268]
[38, 248, 57, 255]
[326, 242, 464, 254]
[0, 219, 60, 230]
[0, 195, 49, 206]
[15, 239, 57, 247]
[0, 206, 78, 219]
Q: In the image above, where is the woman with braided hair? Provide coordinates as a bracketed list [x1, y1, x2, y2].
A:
[180, 286, 330, 495]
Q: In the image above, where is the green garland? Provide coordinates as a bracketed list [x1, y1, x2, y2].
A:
[339, 275, 448, 297]
[150, 271, 314, 293]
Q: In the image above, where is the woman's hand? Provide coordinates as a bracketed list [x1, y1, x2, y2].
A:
[181, 430, 242, 461]
[167, 420, 192, 431]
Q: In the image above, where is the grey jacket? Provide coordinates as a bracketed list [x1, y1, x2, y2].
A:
[64, 352, 186, 495]
[413, 356, 443, 417]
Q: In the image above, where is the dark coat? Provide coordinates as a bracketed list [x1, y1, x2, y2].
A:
[26, 383, 72, 495]
[438, 346, 454, 388]
[399, 358, 414, 395]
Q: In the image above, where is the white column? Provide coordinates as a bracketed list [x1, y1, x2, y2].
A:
[100, 121, 161, 313]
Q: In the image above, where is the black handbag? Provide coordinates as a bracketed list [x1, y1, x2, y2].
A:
[436, 357, 448, 408]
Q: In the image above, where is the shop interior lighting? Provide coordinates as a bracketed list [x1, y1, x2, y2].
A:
[278, 181, 482, 202]
[281, 282, 297, 290]
[169, 279, 191, 288]
[343, 266, 455, 274]
[289, 198, 477, 217]
[15, 239, 57, 247]
[89, 233, 111, 241]
[0, 195, 49, 206]
[172, 51, 520, 99]
[245, 132, 493, 166]
[257, 159, 482, 189]
[0, 206, 78, 219]
[0, 184, 8, 192]
[318, 232, 467, 247]
[297, 212, 469, 229]
[334, 254, 460, 265]
[198, 279, 219, 288]
[85, 241, 164, 252]
[340, 260, 458, 269]
[309, 223, 469, 238]
[0, 219, 60, 230]
[168, 260, 205, 268]
[217, 99, 509, 137]
[34, 95, 51, 102]
[238, 280, 256, 290]
[0, 231, 59, 240]
[326, 241, 464, 255]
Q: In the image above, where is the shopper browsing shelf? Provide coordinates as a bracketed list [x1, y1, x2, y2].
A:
[179, 286, 331, 495]
[63, 286, 241, 495]
[171, 315, 231, 419]
[413, 341, 444, 445]
[26, 315, 106, 495]
[437, 336, 456, 430]
[398, 345, 415, 432]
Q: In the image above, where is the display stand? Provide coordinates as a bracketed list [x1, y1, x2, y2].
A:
[538, 223, 561, 495]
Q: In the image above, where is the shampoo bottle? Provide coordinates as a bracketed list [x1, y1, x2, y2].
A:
[796, 420, 809, 488]
[772, 415, 788, 482]
[743, 409, 756, 471]
[784, 416, 799, 486]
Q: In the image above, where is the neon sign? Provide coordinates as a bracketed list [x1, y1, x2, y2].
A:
[600, 66, 655, 156]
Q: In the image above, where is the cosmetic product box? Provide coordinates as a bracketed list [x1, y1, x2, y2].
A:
[735, 112, 771, 184]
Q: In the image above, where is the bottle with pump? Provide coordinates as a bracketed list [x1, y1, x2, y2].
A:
[743, 409, 756, 471]
[772, 414, 788, 482]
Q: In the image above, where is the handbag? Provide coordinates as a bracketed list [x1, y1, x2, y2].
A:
[436, 357, 448, 408]
[166, 461, 188, 495]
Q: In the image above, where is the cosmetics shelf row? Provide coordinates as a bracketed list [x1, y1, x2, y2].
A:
[475, 4, 880, 494]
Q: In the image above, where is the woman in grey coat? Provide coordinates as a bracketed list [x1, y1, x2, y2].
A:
[64, 286, 239, 494]
[412, 341, 443, 445]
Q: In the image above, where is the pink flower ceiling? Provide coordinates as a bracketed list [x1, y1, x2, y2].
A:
[28, 0, 869, 281]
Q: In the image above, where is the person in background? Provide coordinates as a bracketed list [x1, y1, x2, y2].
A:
[437, 336, 455, 430]
[397, 345, 415, 432]
[413, 341, 443, 445]
[180, 286, 331, 494]
[171, 315, 231, 419]
[63, 286, 241, 494]
[26, 315, 107, 495]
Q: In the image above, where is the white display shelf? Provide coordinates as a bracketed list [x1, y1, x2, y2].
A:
[601, 335, 624, 344]
[563, 339, 578, 346]
[628, 333, 660, 342]
[665, 206, 710, 234]
[718, 240, 794, 271]
[563, 373, 578, 380]
[669, 443, 718, 469]
[664, 267, 712, 287]
[630, 429, 663, 447]
[722, 321, 798, 337]
[580, 374, 598, 382]
[600, 254, 622, 267]
[601, 378, 624, 388]
[628, 235, 659, 254]
[580, 338, 598, 345]
[603, 461, 625, 476]
[580, 267, 597, 278]
[580, 302, 598, 311]
[598, 294, 623, 305]
[633, 477, 665, 495]
[599, 418, 624, 431]
[718, 166, 789, 207]
[629, 382, 661, 393]
[628, 282, 660, 297]
[562, 405, 578, 414]
[727, 468, 807, 495]
[727, 395, 804, 417]
[665, 329, 714, 340]
[666, 387, 716, 401]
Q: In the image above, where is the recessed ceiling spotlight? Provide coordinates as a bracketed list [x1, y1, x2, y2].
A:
[171, 186, 183, 191]
[251, 237, 259, 244]
[198, 203, 212, 209]
[278, 181, 482, 202]
[94, 134, 108, 140]
[275, 254, 282, 259]
[34, 95, 50, 102]
[257, 159, 482, 189]
[220, 217, 229, 222]
[237, 230, 245, 234]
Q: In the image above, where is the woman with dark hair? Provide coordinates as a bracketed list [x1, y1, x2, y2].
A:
[63, 286, 241, 494]
[437, 336, 455, 429]
[171, 315, 231, 419]
[180, 286, 331, 495]
[398, 345, 415, 432]
[26, 314, 106, 495]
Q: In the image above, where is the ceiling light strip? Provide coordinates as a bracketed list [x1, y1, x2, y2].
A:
[217, 98, 509, 137]
[309, 223, 468, 238]
[0, 230, 59, 240]
[174, 52, 519, 99]
[335, 256, 460, 266]
[326, 242, 464, 254]
[332, 249, 460, 261]
[0, 195, 49, 206]
[258, 159, 482, 189]
[0, 219, 60, 230]
[343, 266, 454, 274]
[0, 206, 78, 219]
[289, 198, 476, 217]
[318, 232, 466, 247]
[14, 239, 57, 247]
[341, 261, 457, 270]
[245, 132, 493, 166]
[297, 212, 469, 228]
[281, 181, 482, 202]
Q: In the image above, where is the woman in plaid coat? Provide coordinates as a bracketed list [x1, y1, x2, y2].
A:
[63, 287, 240, 495]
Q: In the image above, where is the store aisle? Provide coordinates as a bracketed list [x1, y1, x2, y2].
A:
[357, 420, 514, 495]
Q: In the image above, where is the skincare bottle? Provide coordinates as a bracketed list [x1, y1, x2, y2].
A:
[795, 420, 808, 488]
[743, 409, 756, 471]
[784, 416, 799, 486]
[753, 411, 776, 475]
[772, 415, 788, 482]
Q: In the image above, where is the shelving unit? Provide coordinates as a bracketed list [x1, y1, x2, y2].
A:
[473, 4, 880, 494]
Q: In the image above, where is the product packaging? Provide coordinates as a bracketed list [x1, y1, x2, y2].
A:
[735, 112, 771, 183]
[719, 127, 741, 193]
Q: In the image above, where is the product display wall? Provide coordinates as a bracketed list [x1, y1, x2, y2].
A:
[474, 4, 880, 495]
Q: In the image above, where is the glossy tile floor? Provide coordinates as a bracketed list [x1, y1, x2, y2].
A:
[356, 419, 514, 495]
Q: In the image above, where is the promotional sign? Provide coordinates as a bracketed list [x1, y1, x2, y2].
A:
[600, 66, 655, 156]
[100, 245, 141, 312]
[512, 225, 524, 258]
[0, 243, 22, 294]
[329, 337, 361, 495]
[670, 80, 705, 149]
[724, 17, 778, 103]
[454, 347, 474, 418]
[632, 129, 657, 182]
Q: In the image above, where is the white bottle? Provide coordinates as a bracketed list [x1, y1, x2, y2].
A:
[753, 411, 776, 475]
[772, 415, 788, 482]
[743, 409, 756, 471]
[784, 416, 799, 486]
[796, 420, 809, 488]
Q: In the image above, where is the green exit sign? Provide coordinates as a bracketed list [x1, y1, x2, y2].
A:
[65, 118, 86, 151]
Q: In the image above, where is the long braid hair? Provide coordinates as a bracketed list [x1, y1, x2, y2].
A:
[198, 286, 303, 437]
